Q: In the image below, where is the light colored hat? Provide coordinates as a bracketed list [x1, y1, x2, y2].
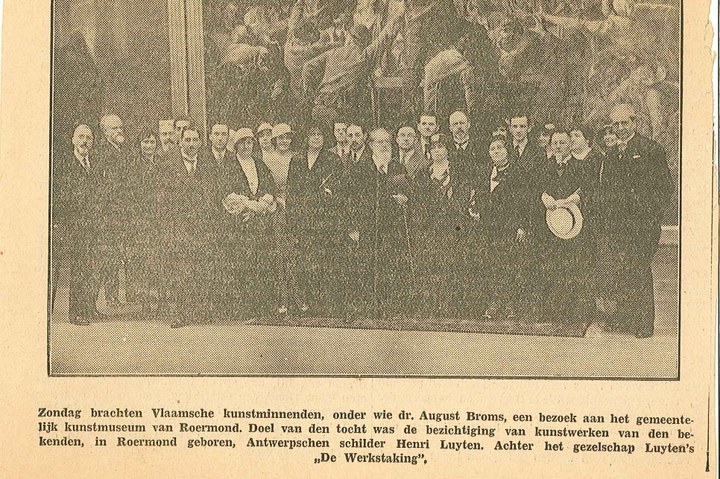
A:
[257, 122, 273, 134]
[546, 204, 583, 240]
[271, 123, 294, 139]
[228, 128, 255, 151]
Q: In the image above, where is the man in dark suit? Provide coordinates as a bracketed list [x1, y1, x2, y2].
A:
[158, 126, 220, 328]
[395, 124, 429, 178]
[53, 124, 105, 325]
[96, 114, 131, 309]
[448, 110, 483, 186]
[157, 119, 179, 160]
[329, 121, 350, 161]
[596, 103, 674, 338]
[470, 135, 533, 319]
[416, 112, 439, 162]
[204, 122, 230, 169]
[344, 123, 371, 170]
[507, 112, 544, 173]
[345, 128, 412, 319]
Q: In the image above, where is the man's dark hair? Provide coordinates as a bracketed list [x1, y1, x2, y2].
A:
[395, 121, 417, 136]
[506, 111, 530, 123]
[348, 122, 365, 134]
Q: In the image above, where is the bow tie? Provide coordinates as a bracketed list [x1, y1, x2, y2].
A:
[617, 141, 628, 152]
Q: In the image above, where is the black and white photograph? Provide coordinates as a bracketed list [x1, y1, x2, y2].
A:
[49, 0, 681, 377]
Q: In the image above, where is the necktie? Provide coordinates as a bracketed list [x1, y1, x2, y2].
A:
[515, 144, 521, 157]
[189, 163, 196, 176]
[83, 156, 90, 170]
[379, 165, 387, 175]
[352, 151, 357, 163]
[424, 143, 430, 159]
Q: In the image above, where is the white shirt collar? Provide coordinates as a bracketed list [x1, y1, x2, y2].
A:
[352, 145, 365, 158]
[372, 155, 390, 172]
[513, 137, 528, 148]
[74, 149, 88, 165]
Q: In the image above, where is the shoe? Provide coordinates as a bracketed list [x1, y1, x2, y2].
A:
[70, 316, 90, 326]
[277, 306, 288, 319]
[504, 305, 517, 320]
[298, 304, 310, 317]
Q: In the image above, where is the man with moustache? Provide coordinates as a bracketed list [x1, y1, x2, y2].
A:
[395, 123, 428, 178]
[345, 123, 371, 169]
[173, 116, 194, 145]
[448, 110, 482, 185]
[157, 119, 178, 159]
[329, 120, 351, 163]
[96, 114, 131, 309]
[595, 103, 674, 338]
[158, 127, 220, 328]
[345, 128, 411, 319]
[53, 124, 105, 325]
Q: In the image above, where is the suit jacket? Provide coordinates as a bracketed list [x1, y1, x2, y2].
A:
[345, 157, 410, 253]
[509, 140, 545, 173]
[201, 146, 230, 172]
[412, 162, 477, 268]
[329, 144, 351, 165]
[126, 155, 161, 244]
[95, 140, 132, 244]
[53, 150, 107, 243]
[471, 161, 533, 243]
[598, 133, 674, 257]
[286, 149, 342, 244]
[157, 143, 180, 162]
[450, 138, 484, 186]
[342, 145, 371, 170]
[398, 148, 431, 179]
[158, 151, 220, 256]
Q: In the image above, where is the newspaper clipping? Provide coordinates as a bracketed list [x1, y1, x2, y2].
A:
[0, 0, 716, 477]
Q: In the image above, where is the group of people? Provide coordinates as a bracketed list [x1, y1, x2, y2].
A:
[52, 101, 673, 338]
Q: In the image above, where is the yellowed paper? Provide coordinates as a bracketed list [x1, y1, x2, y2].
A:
[0, 0, 716, 477]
